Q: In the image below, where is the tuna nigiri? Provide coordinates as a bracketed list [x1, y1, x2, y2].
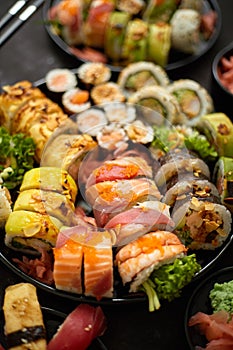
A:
[47, 304, 107, 350]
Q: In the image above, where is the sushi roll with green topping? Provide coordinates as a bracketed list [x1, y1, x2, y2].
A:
[117, 61, 169, 97]
[214, 156, 233, 213]
[167, 79, 214, 126]
[121, 19, 149, 64]
[197, 113, 233, 157]
[143, 0, 177, 24]
[104, 11, 131, 63]
[147, 23, 172, 67]
[170, 9, 201, 54]
[128, 85, 183, 125]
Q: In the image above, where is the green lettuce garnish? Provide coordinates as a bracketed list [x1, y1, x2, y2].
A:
[184, 131, 218, 162]
[0, 127, 36, 189]
[141, 254, 201, 312]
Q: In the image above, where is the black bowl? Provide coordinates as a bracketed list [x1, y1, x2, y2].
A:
[211, 41, 233, 120]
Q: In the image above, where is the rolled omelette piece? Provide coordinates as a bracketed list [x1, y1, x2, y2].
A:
[196, 113, 233, 157]
[214, 156, 233, 213]
[19, 167, 78, 203]
[3, 282, 46, 350]
[13, 189, 76, 226]
[167, 79, 214, 126]
[172, 197, 232, 250]
[0, 81, 45, 132]
[5, 210, 63, 255]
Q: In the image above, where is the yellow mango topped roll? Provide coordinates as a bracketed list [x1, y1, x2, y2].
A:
[20, 167, 78, 203]
[5, 210, 63, 255]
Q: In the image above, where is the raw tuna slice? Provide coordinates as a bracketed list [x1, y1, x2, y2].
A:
[47, 304, 107, 350]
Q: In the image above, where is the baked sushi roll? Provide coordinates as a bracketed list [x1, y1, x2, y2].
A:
[5, 210, 63, 255]
[170, 9, 201, 54]
[13, 189, 76, 226]
[115, 230, 200, 311]
[0, 81, 45, 131]
[20, 167, 78, 203]
[147, 23, 171, 67]
[167, 79, 214, 126]
[197, 113, 233, 157]
[77, 62, 111, 86]
[128, 85, 183, 125]
[214, 156, 233, 213]
[90, 82, 126, 105]
[0, 186, 12, 228]
[3, 283, 46, 350]
[117, 61, 169, 97]
[121, 19, 149, 63]
[41, 133, 97, 182]
[172, 197, 232, 250]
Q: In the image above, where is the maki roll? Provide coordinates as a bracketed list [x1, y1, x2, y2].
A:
[128, 85, 183, 125]
[0, 81, 45, 131]
[3, 283, 46, 350]
[197, 113, 233, 157]
[96, 123, 129, 151]
[214, 156, 233, 213]
[104, 11, 131, 62]
[167, 79, 214, 126]
[77, 62, 111, 86]
[45, 68, 77, 93]
[147, 23, 171, 67]
[121, 19, 149, 63]
[75, 107, 108, 136]
[172, 196, 232, 250]
[143, 0, 177, 23]
[20, 167, 78, 203]
[4, 210, 63, 255]
[124, 119, 154, 144]
[90, 82, 126, 105]
[117, 61, 169, 97]
[62, 88, 91, 114]
[170, 9, 201, 54]
[103, 102, 136, 124]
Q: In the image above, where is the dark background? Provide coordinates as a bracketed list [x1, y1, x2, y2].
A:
[0, 1, 233, 349]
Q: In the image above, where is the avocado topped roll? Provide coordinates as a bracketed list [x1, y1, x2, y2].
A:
[20, 167, 78, 203]
[214, 156, 233, 213]
[121, 19, 149, 64]
[117, 61, 169, 97]
[104, 11, 131, 63]
[167, 79, 214, 126]
[147, 23, 171, 67]
[3, 283, 46, 350]
[197, 113, 233, 157]
[5, 210, 63, 255]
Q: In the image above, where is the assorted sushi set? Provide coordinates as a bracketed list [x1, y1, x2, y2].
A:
[44, 0, 221, 71]
[0, 58, 233, 319]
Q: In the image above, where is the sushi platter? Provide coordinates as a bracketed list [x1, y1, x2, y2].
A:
[0, 61, 232, 310]
[0, 1, 233, 349]
[43, 0, 221, 72]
